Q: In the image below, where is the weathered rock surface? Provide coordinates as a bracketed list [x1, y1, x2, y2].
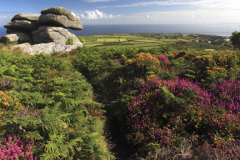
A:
[1, 7, 83, 55]
[32, 25, 82, 45]
[4, 14, 39, 33]
[4, 20, 38, 32]
[10, 43, 31, 50]
[6, 28, 20, 34]
[0, 32, 32, 44]
[10, 42, 81, 55]
[37, 7, 83, 30]
[11, 13, 39, 22]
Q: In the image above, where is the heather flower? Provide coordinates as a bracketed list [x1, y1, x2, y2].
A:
[124, 75, 240, 151]
[0, 134, 38, 160]
[16, 107, 40, 118]
[155, 55, 170, 64]
[172, 52, 179, 56]
[0, 77, 10, 87]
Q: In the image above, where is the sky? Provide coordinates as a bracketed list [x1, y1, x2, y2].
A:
[0, 0, 240, 26]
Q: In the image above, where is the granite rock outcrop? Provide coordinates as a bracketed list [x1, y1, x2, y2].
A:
[4, 13, 39, 32]
[0, 7, 83, 55]
[38, 7, 83, 30]
[11, 42, 80, 55]
[32, 25, 82, 45]
[0, 32, 32, 44]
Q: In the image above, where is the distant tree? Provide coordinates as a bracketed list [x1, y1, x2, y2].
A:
[230, 31, 240, 49]
[224, 41, 233, 48]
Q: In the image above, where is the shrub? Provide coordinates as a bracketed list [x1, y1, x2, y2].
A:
[0, 52, 114, 159]
[118, 76, 240, 158]
[65, 36, 74, 45]
[77, 36, 84, 43]
[0, 134, 40, 160]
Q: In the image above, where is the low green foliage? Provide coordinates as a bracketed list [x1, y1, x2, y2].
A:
[0, 52, 114, 160]
[77, 36, 84, 43]
[66, 36, 74, 45]
[1, 33, 240, 160]
[231, 31, 240, 49]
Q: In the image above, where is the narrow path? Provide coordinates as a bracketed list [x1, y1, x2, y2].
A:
[104, 115, 139, 160]
[90, 78, 139, 159]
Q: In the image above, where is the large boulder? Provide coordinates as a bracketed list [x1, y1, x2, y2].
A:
[37, 7, 83, 30]
[4, 13, 39, 32]
[4, 20, 38, 32]
[11, 13, 39, 22]
[10, 42, 80, 55]
[2, 7, 84, 54]
[0, 32, 32, 44]
[32, 25, 82, 45]
[10, 43, 31, 50]
[6, 28, 20, 34]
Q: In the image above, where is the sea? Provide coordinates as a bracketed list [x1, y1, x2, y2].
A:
[1, 24, 240, 37]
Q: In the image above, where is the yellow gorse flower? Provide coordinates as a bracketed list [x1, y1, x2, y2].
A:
[125, 52, 161, 67]
[147, 74, 156, 80]
[3, 102, 9, 106]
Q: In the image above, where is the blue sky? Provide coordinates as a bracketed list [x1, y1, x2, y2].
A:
[0, 0, 240, 26]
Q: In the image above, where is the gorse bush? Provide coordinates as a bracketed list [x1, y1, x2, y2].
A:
[65, 36, 74, 45]
[109, 49, 240, 159]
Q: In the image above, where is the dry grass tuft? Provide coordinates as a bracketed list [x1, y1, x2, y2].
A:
[0, 42, 31, 57]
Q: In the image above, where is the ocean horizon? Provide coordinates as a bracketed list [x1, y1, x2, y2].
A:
[1, 24, 240, 37]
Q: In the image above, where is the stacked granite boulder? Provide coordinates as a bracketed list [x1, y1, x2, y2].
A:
[1, 13, 39, 44]
[0, 7, 83, 55]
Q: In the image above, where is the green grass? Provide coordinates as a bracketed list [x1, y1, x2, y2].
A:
[97, 38, 127, 42]
[80, 34, 194, 49]
[159, 39, 178, 42]
[79, 33, 229, 51]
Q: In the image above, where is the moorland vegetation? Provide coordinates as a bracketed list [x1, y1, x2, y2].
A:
[0, 32, 240, 160]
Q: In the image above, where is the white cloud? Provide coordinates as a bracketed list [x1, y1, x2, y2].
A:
[84, 10, 107, 19]
[72, 10, 123, 20]
[81, 0, 116, 3]
[115, 14, 123, 18]
[129, 9, 240, 24]
[99, 0, 240, 10]
[70, 8, 240, 24]
[80, 14, 85, 19]
[109, 14, 114, 18]
[71, 12, 77, 17]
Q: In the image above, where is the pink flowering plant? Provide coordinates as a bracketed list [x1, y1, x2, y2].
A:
[123, 77, 198, 147]
[0, 134, 40, 160]
[120, 75, 240, 158]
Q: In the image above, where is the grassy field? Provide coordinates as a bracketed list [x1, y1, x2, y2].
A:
[159, 39, 178, 42]
[205, 49, 216, 51]
[80, 33, 194, 49]
[97, 38, 127, 42]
